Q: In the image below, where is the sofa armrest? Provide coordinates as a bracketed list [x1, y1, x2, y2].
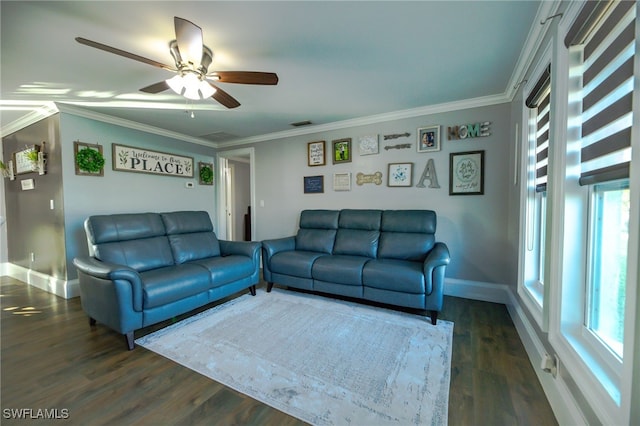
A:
[262, 236, 296, 259]
[261, 236, 295, 282]
[219, 240, 261, 262]
[73, 257, 144, 312]
[422, 242, 450, 311]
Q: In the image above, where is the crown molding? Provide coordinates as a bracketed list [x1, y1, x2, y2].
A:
[505, 0, 562, 101]
[217, 92, 510, 148]
[0, 103, 59, 138]
[54, 103, 218, 148]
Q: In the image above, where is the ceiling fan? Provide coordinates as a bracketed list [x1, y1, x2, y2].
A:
[76, 17, 278, 109]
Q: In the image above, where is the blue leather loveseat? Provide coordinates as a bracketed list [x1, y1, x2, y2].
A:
[73, 210, 261, 350]
[262, 209, 450, 324]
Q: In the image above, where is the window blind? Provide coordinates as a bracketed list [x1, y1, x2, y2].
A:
[567, 0, 635, 186]
[527, 65, 551, 192]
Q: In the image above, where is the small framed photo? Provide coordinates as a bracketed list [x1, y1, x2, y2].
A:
[333, 172, 351, 191]
[387, 162, 413, 187]
[332, 138, 352, 164]
[450, 150, 484, 195]
[304, 175, 324, 194]
[358, 134, 379, 156]
[417, 125, 440, 152]
[308, 141, 326, 166]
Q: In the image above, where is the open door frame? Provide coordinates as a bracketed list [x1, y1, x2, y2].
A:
[216, 147, 256, 241]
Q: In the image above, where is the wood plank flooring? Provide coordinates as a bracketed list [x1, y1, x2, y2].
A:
[1, 276, 557, 425]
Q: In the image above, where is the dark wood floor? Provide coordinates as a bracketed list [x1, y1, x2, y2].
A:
[1, 276, 557, 425]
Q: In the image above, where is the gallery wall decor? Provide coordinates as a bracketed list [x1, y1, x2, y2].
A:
[332, 138, 352, 164]
[383, 132, 410, 140]
[112, 144, 194, 178]
[74, 141, 105, 176]
[449, 150, 484, 195]
[387, 163, 413, 187]
[356, 172, 383, 186]
[198, 162, 214, 185]
[358, 135, 379, 156]
[307, 141, 326, 166]
[447, 121, 491, 140]
[333, 172, 352, 191]
[13, 144, 41, 175]
[384, 143, 412, 151]
[304, 175, 324, 193]
[417, 125, 440, 152]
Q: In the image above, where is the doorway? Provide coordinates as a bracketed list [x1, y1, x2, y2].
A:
[216, 147, 256, 241]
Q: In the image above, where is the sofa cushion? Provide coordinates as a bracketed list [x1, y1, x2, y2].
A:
[381, 210, 436, 233]
[168, 233, 221, 264]
[296, 229, 336, 253]
[333, 229, 379, 257]
[363, 259, 429, 294]
[338, 209, 382, 230]
[299, 210, 339, 229]
[94, 236, 175, 272]
[270, 251, 327, 278]
[161, 211, 213, 234]
[86, 213, 166, 244]
[192, 256, 256, 288]
[140, 264, 212, 309]
[377, 232, 435, 261]
[161, 211, 222, 264]
[312, 255, 370, 285]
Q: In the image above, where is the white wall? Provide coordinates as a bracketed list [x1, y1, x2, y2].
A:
[59, 113, 217, 276]
[224, 102, 515, 286]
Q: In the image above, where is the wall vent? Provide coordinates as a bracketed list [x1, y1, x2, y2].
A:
[290, 120, 313, 127]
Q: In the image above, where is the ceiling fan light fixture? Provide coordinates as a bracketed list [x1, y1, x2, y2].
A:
[166, 72, 215, 100]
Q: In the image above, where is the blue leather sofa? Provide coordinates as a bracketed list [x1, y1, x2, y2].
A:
[262, 209, 450, 324]
[73, 211, 261, 350]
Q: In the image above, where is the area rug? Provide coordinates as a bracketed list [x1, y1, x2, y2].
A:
[136, 288, 454, 425]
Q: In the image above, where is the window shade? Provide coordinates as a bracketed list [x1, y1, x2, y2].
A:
[527, 65, 551, 192]
[567, 0, 635, 186]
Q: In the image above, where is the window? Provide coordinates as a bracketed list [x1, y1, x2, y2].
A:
[519, 57, 551, 322]
[586, 180, 629, 359]
[554, 1, 636, 421]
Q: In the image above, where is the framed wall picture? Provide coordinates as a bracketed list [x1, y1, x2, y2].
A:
[417, 125, 440, 152]
[304, 175, 324, 193]
[358, 134, 379, 156]
[387, 162, 413, 187]
[332, 138, 352, 164]
[449, 150, 484, 195]
[74, 141, 105, 176]
[13, 144, 40, 175]
[333, 172, 351, 191]
[307, 140, 326, 166]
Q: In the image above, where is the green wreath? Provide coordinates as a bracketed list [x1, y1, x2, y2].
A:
[199, 164, 213, 184]
[76, 148, 105, 173]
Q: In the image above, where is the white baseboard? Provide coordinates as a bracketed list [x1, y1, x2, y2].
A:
[1, 262, 79, 299]
[444, 277, 510, 304]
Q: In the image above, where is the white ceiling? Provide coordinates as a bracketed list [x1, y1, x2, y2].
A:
[1, 1, 550, 147]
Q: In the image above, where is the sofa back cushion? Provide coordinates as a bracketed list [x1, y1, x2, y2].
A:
[295, 210, 339, 253]
[161, 211, 221, 263]
[85, 213, 174, 272]
[333, 210, 382, 257]
[378, 210, 436, 261]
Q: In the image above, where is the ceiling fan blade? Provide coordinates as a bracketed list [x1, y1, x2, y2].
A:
[213, 71, 279, 85]
[174, 17, 203, 66]
[140, 81, 170, 93]
[208, 83, 240, 109]
[75, 37, 174, 71]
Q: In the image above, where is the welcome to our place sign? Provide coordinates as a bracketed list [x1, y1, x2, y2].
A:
[112, 144, 194, 178]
